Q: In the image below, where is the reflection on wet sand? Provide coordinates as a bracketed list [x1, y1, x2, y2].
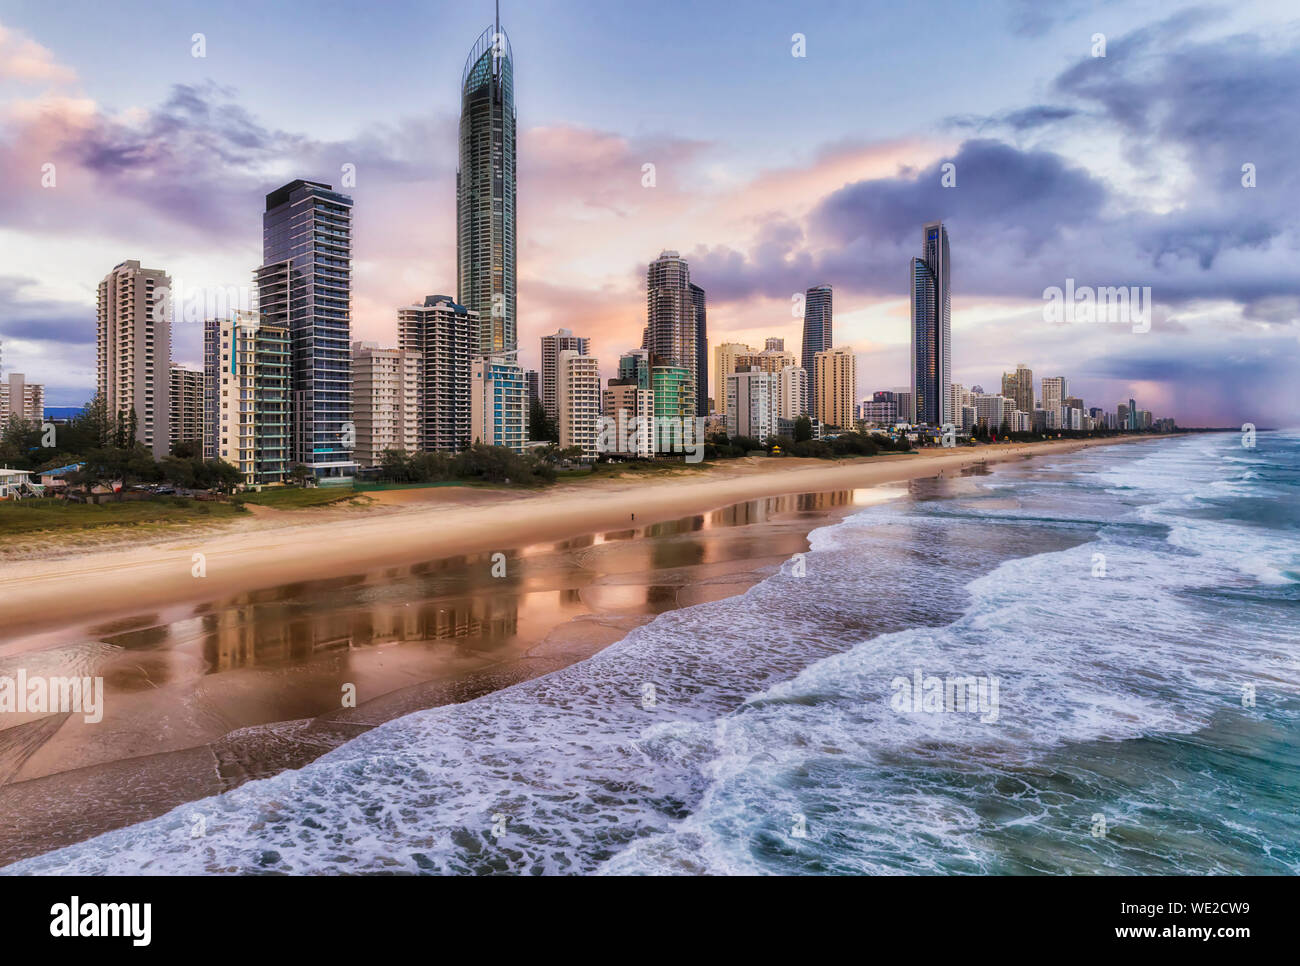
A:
[0, 488, 875, 866]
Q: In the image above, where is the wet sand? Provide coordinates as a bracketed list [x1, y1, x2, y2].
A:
[0, 487, 891, 866]
[0, 437, 1154, 640]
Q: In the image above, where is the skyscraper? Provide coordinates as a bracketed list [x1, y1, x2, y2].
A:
[1129, 397, 1138, 430]
[97, 260, 172, 458]
[540, 328, 589, 424]
[910, 222, 950, 427]
[801, 284, 833, 413]
[458, 13, 517, 356]
[1013, 364, 1034, 415]
[643, 251, 697, 403]
[690, 282, 708, 415]
[257, 179, 354, 480]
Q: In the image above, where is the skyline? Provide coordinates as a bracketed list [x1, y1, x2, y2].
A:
[1, 1, 1298, 424]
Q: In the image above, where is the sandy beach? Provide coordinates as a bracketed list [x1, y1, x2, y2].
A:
[0, 435, 1165, 866]
[0, 437, 1155, 640]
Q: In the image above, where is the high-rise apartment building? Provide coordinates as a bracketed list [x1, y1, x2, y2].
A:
[690, 282, 707, 415]
[524, 369, 540, 406]
[1042, 377, 1067, 414]
[168, 364, 204, 451]
[398, 295, 476, 453]
[910, 222, 951, 426]
[352, 342, 421, 467]
[0, 373, 43, 423]
[1013, 364, 1034, 415]
[97, 260, 171, 457]
[726, 367, 777, 443]
[774, 366, 808, 422]
[204, 311, 290, 484]
[643, 252, 698, 408]
[0, 372, 45, 424]
[602, 377, 653, 458]
[713, 341, 797, 417]
[470, 354, 526, 453]
[458, 18, 517, 355]
[540, 328, 589, 423]
[813, 346, 856, 430]
[801, 284, 833, 413]
[556, 349, 601, 460]
[257, 179, 354, 479]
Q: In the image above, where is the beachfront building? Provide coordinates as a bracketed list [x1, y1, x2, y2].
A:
[556, 349, 601, 461]
[257, 179, 355, 481]
[774, 366, 808, 423]
[470, 353, 526, 453]
[643, 252, 698, 409]
[168, 364, 204, 452]
[801, 284, 833, 414]
[690, 282, 708, 415]
[726, 366, 777, 443]
[1041, 376, 1067, 414]
[204, 311, 291, 485]
[651, 362, 694, 426]
[602, 377, 654, 458]
[398, 295, 476, 453]
[0, 372, 45, 424]
[813, 346, 856, 431]
[97, 259, 172, 458]
[458, 19, 517, 356]
[974, 394, 1014, 431]
[910, 222, 951, 427]
[352, 342, 421, 467]
[540, 328, 589, 424]
[713, 341, 798, 418]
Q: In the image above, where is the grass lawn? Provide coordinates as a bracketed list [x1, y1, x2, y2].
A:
[0, 496, 244, 540]
[232, 486, 363, 509]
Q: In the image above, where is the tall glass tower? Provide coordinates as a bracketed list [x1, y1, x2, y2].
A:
[257, 179, 355, 478]
[801, 284, 833, 415]
[458, 12, 517, 357]
[910, 221, 951, 426]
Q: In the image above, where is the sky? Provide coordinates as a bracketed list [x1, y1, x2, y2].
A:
[1, 0, 1298, 426]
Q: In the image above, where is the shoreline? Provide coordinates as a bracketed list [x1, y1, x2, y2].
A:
[0, 487, 861, 866]
[0, 436, 1161, 641]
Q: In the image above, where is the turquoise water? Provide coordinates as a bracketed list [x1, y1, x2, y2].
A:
[8, 432, 1298, 874]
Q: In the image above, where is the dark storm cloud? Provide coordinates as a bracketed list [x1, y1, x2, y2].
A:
[694, 17, 1300, 318]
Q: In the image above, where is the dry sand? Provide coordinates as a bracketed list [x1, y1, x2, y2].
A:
[0, 437, 1157, 641]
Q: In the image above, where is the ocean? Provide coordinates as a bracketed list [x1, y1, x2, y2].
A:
[7, 432, 1298, 875]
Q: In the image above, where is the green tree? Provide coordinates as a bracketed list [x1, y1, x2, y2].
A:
[529, 397, 557, 443]
[793, 415, 813, 442]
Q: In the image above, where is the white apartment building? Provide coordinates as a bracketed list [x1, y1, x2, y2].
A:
[541, 328, 590, 424]
[352, 342, 421, 467]
[557, 349, 601, 460]
[726, 366, 777, 442]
